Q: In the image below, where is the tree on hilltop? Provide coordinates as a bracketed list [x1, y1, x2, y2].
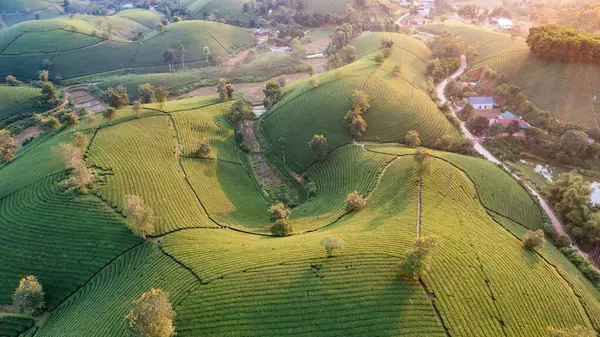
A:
[124, 195, 155, 238]
[309, 134, 328, 161]
[126, 289, 176, 337]
[13, 276, 45, 316]
[398, 235, 441, 280]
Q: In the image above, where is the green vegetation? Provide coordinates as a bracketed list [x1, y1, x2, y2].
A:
[0, 19, 254, 79]
[0, 85, 44, 127]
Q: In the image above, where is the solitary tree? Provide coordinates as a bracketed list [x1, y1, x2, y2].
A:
[155, 87, 169, 111]
[398, 235, 441, 280]
[523, 229, 545, 251]
[268, 202, 290, 221]
[13, 276, 45, 316]
[324, 236, 345, 257]
[342, 45, 356, 64]
[405, 130, 421, 147]
[196, 141, 212, 158]
[163, 50, 176, 72]
[156, 22, 164, 32]
[309, 76, 319, 88]
[217, 78, 228, 102]
[72, 132, 87, 150]
[178, 45, 186, 70]
[85, 110, 98, 131]
[348, 115, 367, 138]
[413, 149, 433, 178]
[346, 191, 366, 211]
[203, 46, 211, 66]
[309, 134, 328, 161]
[506, 120, 520, 136]
[106, 85, 130, 108]
[138, 83, 157, 103]
[124, 195, 155, 238]
[126, 289, 176, 337]
[132, 100, 143, 118]
[352, 90, 370, 113]
[225, 83, 235, 100]
[270, 218, 293, 237]
[0, 130, 17, 163]
[38, 70, 49, 82]
[263, 80, 283, 108]
[41, 82, 58, 105]
[392, 65, 402, 76]
[103, 107, 117, 124]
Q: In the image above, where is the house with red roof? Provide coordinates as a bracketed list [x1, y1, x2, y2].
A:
[490, 111, 530, 129]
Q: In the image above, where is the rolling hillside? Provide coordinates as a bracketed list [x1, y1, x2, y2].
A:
[259, 32, 457, 172]
[0, 0, 63, 27]
[0, 85, 43, 127]
[423, 23, 600, 127]
[0, 18, 254, 80]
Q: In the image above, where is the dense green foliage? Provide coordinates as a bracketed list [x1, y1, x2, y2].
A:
[527, 25, 600, 65]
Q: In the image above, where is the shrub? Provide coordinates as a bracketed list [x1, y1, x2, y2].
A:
[405, 130, 421, 147]
[13, 276, 45, 316]
[346, 191, 366, 211]
[270, 218, 293, 237]
[196, 141, 212, 158]
[126, 288, 175, 337]
[324, 236, 345, 257]
[398, 236, 441, 280]
[523, 229, 545, 250]
[268, 202, 291, 221]
[554, 234, 572, 248]
[124, 195, 155, 238]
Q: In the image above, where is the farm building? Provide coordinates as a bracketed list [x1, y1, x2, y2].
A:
[490, 111, 530, 129]
[468, 96, 497, 109]
[497, 18, 514, 29]
[270, 46, 292, 53]
[422, 0, 435, 8]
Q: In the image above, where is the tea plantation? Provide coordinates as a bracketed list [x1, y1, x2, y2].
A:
[1, 20, 600, 337]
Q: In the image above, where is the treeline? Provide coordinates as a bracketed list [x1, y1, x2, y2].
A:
[526, 25, 600, 64]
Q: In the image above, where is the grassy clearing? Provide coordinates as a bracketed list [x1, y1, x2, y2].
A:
[86, 115, 216, 234]
[0, 175, 140, 309]
[30, 243, 197, 337]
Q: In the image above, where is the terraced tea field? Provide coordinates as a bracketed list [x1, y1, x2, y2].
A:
[0, 85, 43, 126]
[0, 19, 254, 79]
[1, 23, 600, 337]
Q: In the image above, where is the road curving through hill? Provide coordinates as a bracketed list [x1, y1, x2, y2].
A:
[436, 54, 585, 254]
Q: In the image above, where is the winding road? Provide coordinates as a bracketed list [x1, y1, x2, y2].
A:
[436, 55, 578, 247]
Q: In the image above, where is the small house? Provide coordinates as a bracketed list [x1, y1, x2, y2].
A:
[497, 18, 514, 29]
[490, 111, 530, 129]
[467, 96, 497, 110]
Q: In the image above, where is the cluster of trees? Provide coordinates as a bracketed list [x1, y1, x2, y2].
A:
[263, 80, 283, 108]
[527, 25, 600, 65]
[325, 23, 362, 55]
[217, 78, 235, 102]
[544, 172, 600, 271]
[268, 202, 293, 236]
[398, 235, 441, 280]
[344, 90, 370, 138]
[425, 31, 464, 84]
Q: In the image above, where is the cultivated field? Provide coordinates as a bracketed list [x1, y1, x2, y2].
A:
[0, 85, 43, 126]
[0, 18, 254, 79]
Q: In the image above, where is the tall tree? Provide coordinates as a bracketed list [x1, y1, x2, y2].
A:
[178, 45, 186, 70]
[163, 50, 176, 72]
[309, 134, 328, 161]
[103, 107, 117, 124]
[203, 47, 211, 66]
[263, 80, 283, 108]
[138, 83, 157, 103]
[413, 149, 432, 178]
[106, 85, 130, 108]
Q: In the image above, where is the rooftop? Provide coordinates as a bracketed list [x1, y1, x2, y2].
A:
[468, 96, 496, 105]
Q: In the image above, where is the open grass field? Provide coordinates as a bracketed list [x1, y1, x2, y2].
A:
[260, 33, 457, 172]
[0, 85, 43, 127]
[0, 19, 254, 79]
[423, 23, 600, 127]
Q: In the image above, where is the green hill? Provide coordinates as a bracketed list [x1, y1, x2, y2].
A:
[2, 86, 600, 335]
[0, 19, 254, 79]
[0, 85, 44, 127]
[0, 0, 63, 27]
[423, 23, 600, 127]
[259, 32, 457, 172]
